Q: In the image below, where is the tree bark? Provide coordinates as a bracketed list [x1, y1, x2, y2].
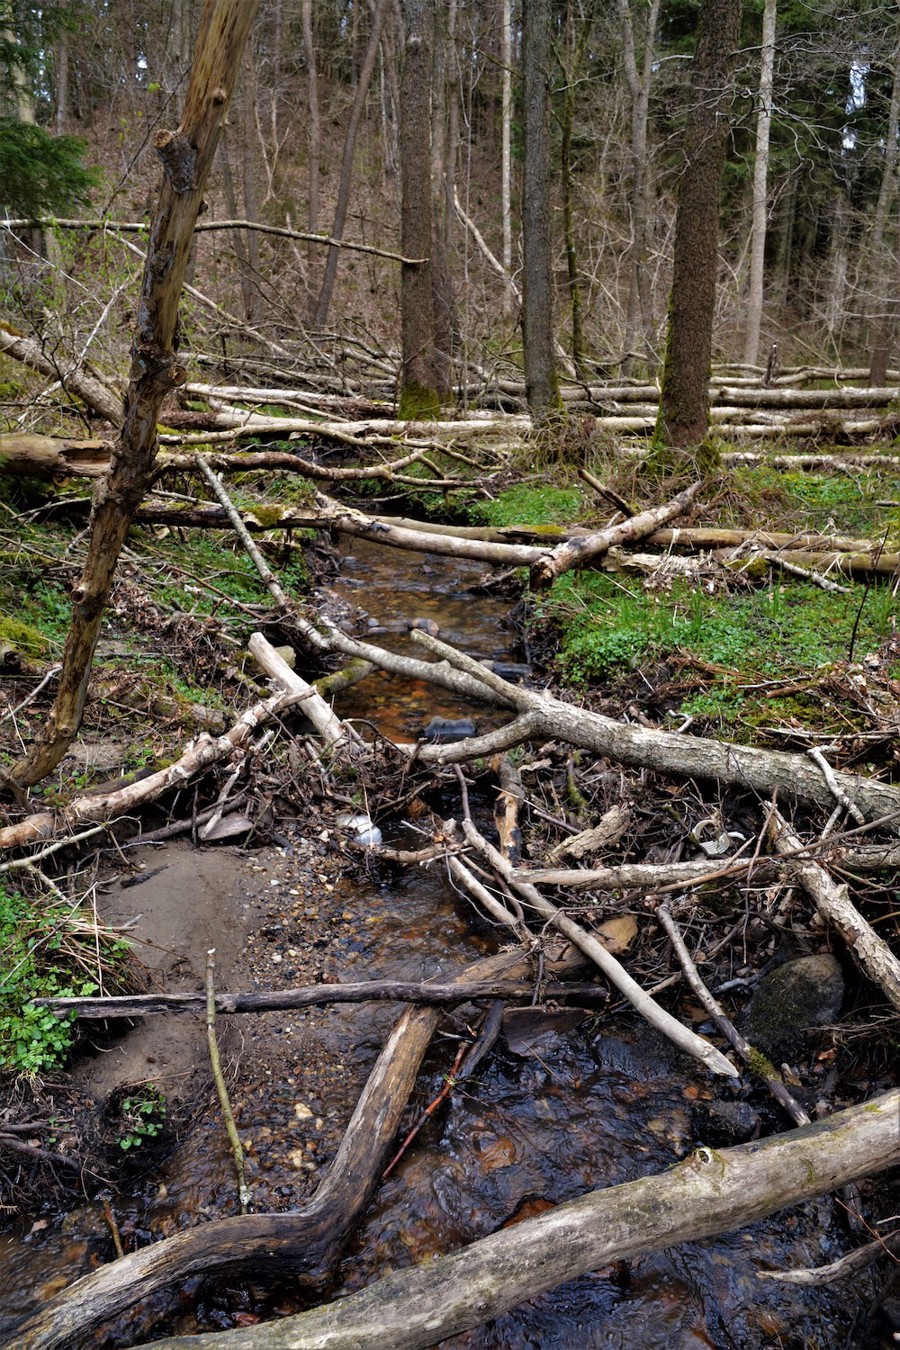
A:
[138, 1091, 900, 1350]
[656, 0, 742, 448]
[500, 0, 513, 316]
[8, 0, 259, 788]
[742, 0, 777, 368]
[867, 33, 900, 384]
[559, 10, 591, 381]
[312, 0, 385, 329]
[5, 951, 543, 1350]
[398, 0, 442, 417]
[618, 0, 661, 374]
[521, 0, 560, 421]
[300, 0, 320, 276]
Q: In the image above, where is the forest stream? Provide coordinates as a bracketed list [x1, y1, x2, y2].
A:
[0, 539, 886, 1349]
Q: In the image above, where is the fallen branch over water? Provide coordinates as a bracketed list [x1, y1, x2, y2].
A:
[6, 949, 540, 1350]
[770, 811, 900, 1011]
[138, 1090, 900, 1350]
[35, 977, 602, 1020]
[459, 815, 738, 1078]
[407, 630, 900, 825]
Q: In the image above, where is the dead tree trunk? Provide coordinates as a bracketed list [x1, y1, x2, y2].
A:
[521, 0, 560, 421]
[312, 0, 385, 328]
[9, 0, 258, 788]
[136, 1092, 900, 1350]
[655, 0, 741, 448]
[398, 0, 442, 418]
[5, 951, 543, 1350]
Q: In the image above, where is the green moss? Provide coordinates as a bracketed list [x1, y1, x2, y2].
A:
[745, 1045, 780, 1082]
[398, 382, 442, 421]
[470, 483, 582, 528]
[0, 614, 50, 658]
[548, 572, 894, 687]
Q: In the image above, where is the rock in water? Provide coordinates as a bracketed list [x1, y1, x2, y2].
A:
[691, 1099, 761, 1147]
[423, 716, 477, 744]
[744, 953, 844, 1059]
[408, 617, 441, 637]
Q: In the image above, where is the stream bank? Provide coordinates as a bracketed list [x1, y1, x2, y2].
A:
[1, 509, 898, 1349]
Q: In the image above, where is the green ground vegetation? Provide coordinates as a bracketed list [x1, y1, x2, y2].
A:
[0, 881, 129, 1075]
[470, 481, 582, 528]
[529, 448, 899, 737]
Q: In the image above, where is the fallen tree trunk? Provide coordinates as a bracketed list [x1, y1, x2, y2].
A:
[408, 631, 900, 825]
[137, 1089, 900, 1350]
[35, 976, 602, 1020]
[0, 686, 307, 851]
[722, 547, 900, 579]
[4, 950, 540, 1350]
[529, 480, 705, 589]
[0, 325, 124, 425]
[0, 434, 482, 489]
[715, 385, 900, 408]
[132, 497, 549, 565]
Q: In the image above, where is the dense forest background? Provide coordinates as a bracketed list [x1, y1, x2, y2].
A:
[3, 0, 900, 399]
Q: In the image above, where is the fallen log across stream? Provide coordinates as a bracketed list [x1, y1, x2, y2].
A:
[136, 1090, 900, 1350]
[401, 630, 900, 826]
[4, 949, 553, 1350]
[34, 977, 605, 1020]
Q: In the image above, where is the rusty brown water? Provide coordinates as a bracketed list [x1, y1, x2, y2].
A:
[0, 540, 876, 1347]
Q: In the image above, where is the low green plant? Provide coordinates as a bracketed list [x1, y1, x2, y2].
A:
[470, 482, 582, 528]
[117, 1084, 167, 1151]
[0, 882, 129, 1075]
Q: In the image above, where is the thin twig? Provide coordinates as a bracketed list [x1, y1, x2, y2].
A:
[206, 949, 251, 1214]
[657, 904, 810, 1126]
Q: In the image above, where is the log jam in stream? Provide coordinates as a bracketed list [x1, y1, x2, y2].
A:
[0, 540, 889, 1348]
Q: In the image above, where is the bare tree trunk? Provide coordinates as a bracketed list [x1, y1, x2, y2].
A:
[241, 48, 261, 325]
[559, 10, 591, 382]
[53, 22, 69, 130]
[218, 130, 255, 322]
[655, 0, 742, 449]
[313, 0, 386, 329]
[9, 0, 258, 788]
[618, 0, 661, 375]
[742, 0, 776, 368]
[522, 0, 560, 421]
[301, 0, 320, 276]
[867, 35, 900, 385]
[398, 0, 443, 416]
[501, 0, 513, 316]
[429, 0, 458, 397]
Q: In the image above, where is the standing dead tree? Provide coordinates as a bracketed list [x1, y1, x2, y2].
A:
[9, 0, 259, 788]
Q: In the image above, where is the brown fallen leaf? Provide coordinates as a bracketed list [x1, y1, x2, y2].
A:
[596, 913, 638, 954]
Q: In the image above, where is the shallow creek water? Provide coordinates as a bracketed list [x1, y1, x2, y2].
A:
[0, 540, 874, 1347]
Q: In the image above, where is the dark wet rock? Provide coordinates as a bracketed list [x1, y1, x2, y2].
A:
[690, 1099, 761, 1147]
[423, 716, 477, 743]
[480, 659, 532, 683]
[408, 617, 441, 637]
[502, 1005, 589, 1056]
[744, 954, 845, 1059]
